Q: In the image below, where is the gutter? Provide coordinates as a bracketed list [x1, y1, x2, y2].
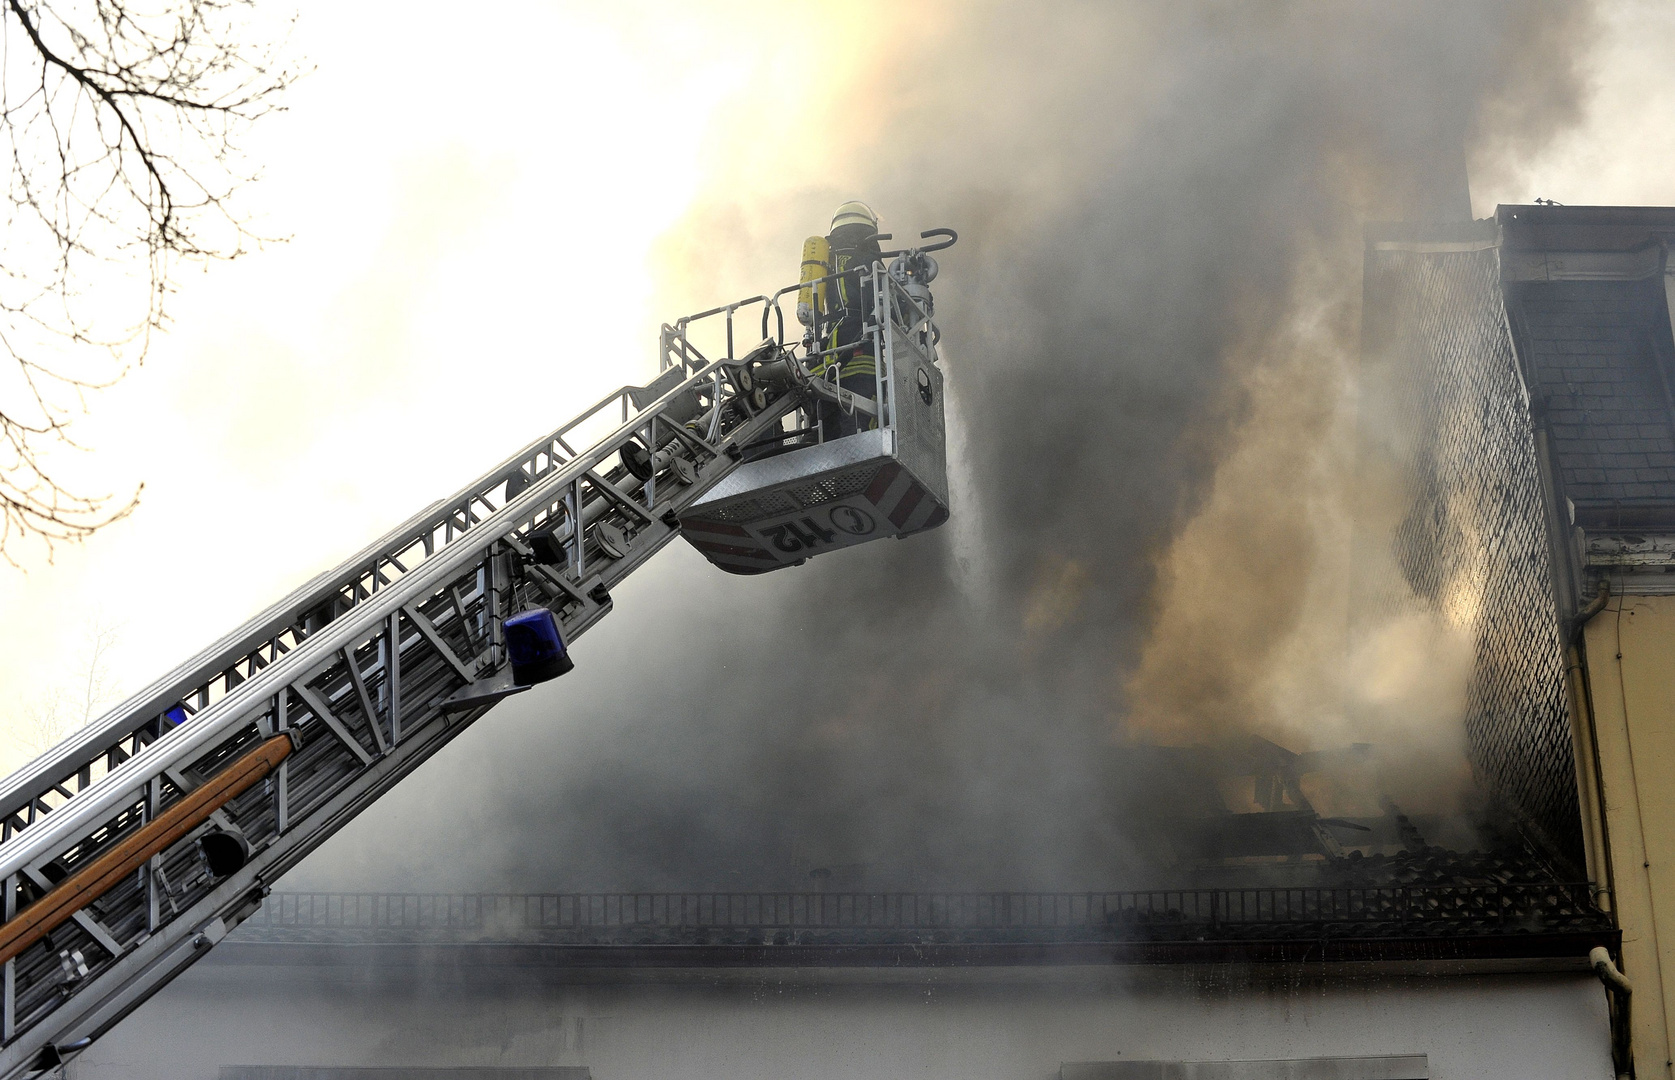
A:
[205, 932, 1622, 972]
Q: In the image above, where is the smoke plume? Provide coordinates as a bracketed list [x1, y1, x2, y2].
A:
[293, 0, 1597, 894]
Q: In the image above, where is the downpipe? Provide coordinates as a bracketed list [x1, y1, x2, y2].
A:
[1574, 578, 1612, 641]
[1591, 945, 1634, 1080]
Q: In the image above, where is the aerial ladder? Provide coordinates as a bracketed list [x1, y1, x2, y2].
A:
[0, 229, 955, 1077]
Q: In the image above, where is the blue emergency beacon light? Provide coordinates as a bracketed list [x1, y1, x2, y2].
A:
[504, 608, 574, 685]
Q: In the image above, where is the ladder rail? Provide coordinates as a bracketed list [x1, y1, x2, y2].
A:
[0, 375, 697, 844]
[0, 241, 956, 1073]
[0, 355, 759, 877]
[0, 348, 801, 1077]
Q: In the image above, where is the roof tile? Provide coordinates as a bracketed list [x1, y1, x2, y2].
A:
[1512, 278, 1675, 503]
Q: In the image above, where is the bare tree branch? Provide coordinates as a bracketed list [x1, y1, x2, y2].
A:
[0, 0, 299, 563]
[16, 617, 122, 755]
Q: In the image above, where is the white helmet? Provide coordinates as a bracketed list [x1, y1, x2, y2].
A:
[831, 200, 878, 232]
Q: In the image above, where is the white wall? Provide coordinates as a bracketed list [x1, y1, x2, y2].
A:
[68, 956, 1613, 1080]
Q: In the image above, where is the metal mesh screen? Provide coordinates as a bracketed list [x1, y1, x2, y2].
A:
[789, 466, 876, 507]
[233, 885, 1605, 946]
[1362, 245, 1583, 868]
[705, 491, 799, 522]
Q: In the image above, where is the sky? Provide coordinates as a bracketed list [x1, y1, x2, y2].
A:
[0, 1, 813, 755]
[2, 0, 1675, 891]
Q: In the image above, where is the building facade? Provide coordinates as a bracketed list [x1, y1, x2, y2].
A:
[74, 888, 1613, 1080]
[1365, 205, 1675, 1079]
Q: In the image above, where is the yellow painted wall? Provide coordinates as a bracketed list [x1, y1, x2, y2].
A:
[1582, 593, 1675, 1080]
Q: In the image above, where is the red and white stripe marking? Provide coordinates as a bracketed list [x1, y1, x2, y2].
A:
[682, 462, 949, 575]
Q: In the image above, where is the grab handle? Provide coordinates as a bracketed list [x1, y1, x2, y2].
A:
[879, 228, 957, 258]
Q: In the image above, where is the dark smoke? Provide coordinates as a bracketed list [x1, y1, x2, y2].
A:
[290, 0, 1596, 894]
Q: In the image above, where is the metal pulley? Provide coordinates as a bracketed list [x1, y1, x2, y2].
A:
[734, 385, 768, 415]
[198, 825, 252, 877]
[620, 440, 656, 479]
[593, 522, 629, 560]
[621, 440, 697, 484]
[724, 362, 765, 415]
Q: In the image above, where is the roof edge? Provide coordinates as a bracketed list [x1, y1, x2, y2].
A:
[205, 931, 1620, 972]
[1365, 218, 1499, 252]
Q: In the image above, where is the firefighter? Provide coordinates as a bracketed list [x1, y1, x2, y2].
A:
[804, 200, 883, 439]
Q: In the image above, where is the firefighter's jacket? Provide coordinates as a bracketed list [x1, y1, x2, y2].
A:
[816, 222, 882, 380]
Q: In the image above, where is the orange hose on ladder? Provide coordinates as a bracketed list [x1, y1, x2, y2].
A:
[0, 733, 293, 966]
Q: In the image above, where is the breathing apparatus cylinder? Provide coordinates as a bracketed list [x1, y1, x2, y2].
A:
[797, 235, 830, 327]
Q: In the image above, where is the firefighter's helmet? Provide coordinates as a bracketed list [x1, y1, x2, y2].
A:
[830, 200, 878, 232]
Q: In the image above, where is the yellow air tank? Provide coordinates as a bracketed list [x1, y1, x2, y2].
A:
[797, 234, 830, 326]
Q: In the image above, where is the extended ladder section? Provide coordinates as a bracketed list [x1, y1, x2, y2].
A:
[0, 235, 952, 1078]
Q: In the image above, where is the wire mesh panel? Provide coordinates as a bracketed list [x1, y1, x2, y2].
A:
[1361, 243, 1582, 868]
[238, 885, 1604, 945]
